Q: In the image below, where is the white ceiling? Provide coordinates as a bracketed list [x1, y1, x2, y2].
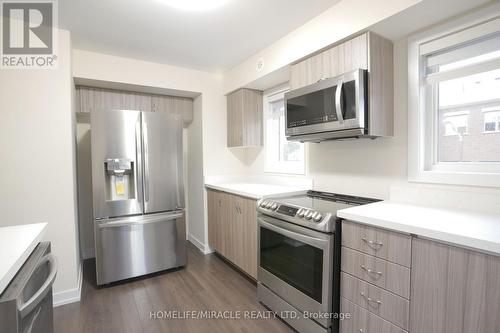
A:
[60, 0, 339, 72]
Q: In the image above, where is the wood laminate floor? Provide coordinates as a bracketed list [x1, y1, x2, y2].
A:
[54, 242, 295, 333]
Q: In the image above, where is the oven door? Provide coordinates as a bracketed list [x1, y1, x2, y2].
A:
[258, 214, 333, 323]
[285, 68, 367, 138]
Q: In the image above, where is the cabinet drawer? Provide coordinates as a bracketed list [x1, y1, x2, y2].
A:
[341, 247, 410, 299]
[342, 221, 411, 267]
[341, 272, 409, 330]
[340, 297, 407, 333]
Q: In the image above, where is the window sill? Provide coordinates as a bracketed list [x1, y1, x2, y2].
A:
[409, 169, 500, 188]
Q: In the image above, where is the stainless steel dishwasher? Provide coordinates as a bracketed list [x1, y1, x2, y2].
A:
[0, 242, 57, 333]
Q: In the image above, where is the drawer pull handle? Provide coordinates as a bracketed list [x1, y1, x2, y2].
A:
[359, 329, 366, 333]
[361, 237, 383, 248]
[361, 265, 383, 277]
[360, 292, 382, 307]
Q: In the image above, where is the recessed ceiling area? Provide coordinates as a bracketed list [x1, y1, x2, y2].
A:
[60, 0, 339, 72]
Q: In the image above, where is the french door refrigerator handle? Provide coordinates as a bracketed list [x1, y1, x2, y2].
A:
[142, 121, 150, 206]
[18, 254, 57, 318]
[135, 119, 143, 208]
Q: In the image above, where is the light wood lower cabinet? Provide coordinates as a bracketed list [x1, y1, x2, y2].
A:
[340, 220, 500, 333]
[341, 247, 411, 299]
[340, 297, 406, 333]
[410, 238, 500, 333]
[341, 272, 409, 330]
[207, 189, 257, 279]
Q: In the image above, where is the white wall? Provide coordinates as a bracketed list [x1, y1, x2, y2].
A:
[0, 30, 81, 300]
[72, 50, 248, 252]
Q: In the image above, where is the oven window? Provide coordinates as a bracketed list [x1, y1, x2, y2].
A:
[286, 86, 338, 128]
[260, 226, 323, 302]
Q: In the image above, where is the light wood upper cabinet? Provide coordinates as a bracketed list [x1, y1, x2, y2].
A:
[206, 189, 258, 279]
[76, 86, 194, 125]
[151, 95, 193, 123]
[290, 32, 394, 137]
[290, 33, 368, 89]
[410, 238, 500, 333]
[226, 88, 263, 148]
[77, 86, 152, 113]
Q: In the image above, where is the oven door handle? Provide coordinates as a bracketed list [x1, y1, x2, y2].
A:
[258, 219, 329, 249]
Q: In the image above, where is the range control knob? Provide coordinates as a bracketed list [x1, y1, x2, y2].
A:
[312, 212, 323, 222]
[260, 201, 267, 208]
[270, 203, 278, 210]
[266, 201, 273, 209]
[297, 209, 305, 218]
[305, 210, 314, 220]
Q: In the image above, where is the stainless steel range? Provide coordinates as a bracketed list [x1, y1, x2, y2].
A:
[256, 191, 378, 333]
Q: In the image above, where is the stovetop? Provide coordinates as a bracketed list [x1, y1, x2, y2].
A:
[257, 190, 379, 233]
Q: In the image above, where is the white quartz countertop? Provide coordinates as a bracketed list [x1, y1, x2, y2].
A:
[205, 182, 308, 199]
[0, 223, 47, 294]
[337, 201, 500, 255]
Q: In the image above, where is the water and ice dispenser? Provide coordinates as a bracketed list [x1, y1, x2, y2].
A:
[104, 158, 136, 201]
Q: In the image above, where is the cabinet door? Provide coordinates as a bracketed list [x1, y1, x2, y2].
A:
[289, 33, 368, 90]
[152, 95, 193, 123]
[240, 197, 257, 278]
[207, 190, 218, 250]
[227, 90, 243, 147]
[341, 33, 368, 73]
[232, 195, 245, 268]
[227, 89, 263, 147]
[410, 238, 500, 333]
[218, 191, 230, 256]
[242, 89, 263, 147]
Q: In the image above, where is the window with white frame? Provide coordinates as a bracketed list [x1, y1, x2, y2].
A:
[408, 10, 500, 187]
[264, 90, 305, 174]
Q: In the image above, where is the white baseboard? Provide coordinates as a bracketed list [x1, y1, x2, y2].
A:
[187, 233, 212, 254]
[81, 247, 95, 259]
[53, 261, 83, 307]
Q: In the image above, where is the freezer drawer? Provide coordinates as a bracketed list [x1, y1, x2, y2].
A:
[94, 211, 187, 285]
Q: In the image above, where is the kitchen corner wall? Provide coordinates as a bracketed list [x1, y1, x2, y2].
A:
[0, 29, 81, 301]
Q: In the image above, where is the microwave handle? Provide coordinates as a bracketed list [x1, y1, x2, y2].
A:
[335, 80, 344, 122]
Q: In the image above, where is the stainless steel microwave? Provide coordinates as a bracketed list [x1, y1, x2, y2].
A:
[285, 69, 369, 142]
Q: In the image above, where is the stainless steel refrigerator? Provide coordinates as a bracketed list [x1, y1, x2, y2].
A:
[90, 109, 186, 285]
